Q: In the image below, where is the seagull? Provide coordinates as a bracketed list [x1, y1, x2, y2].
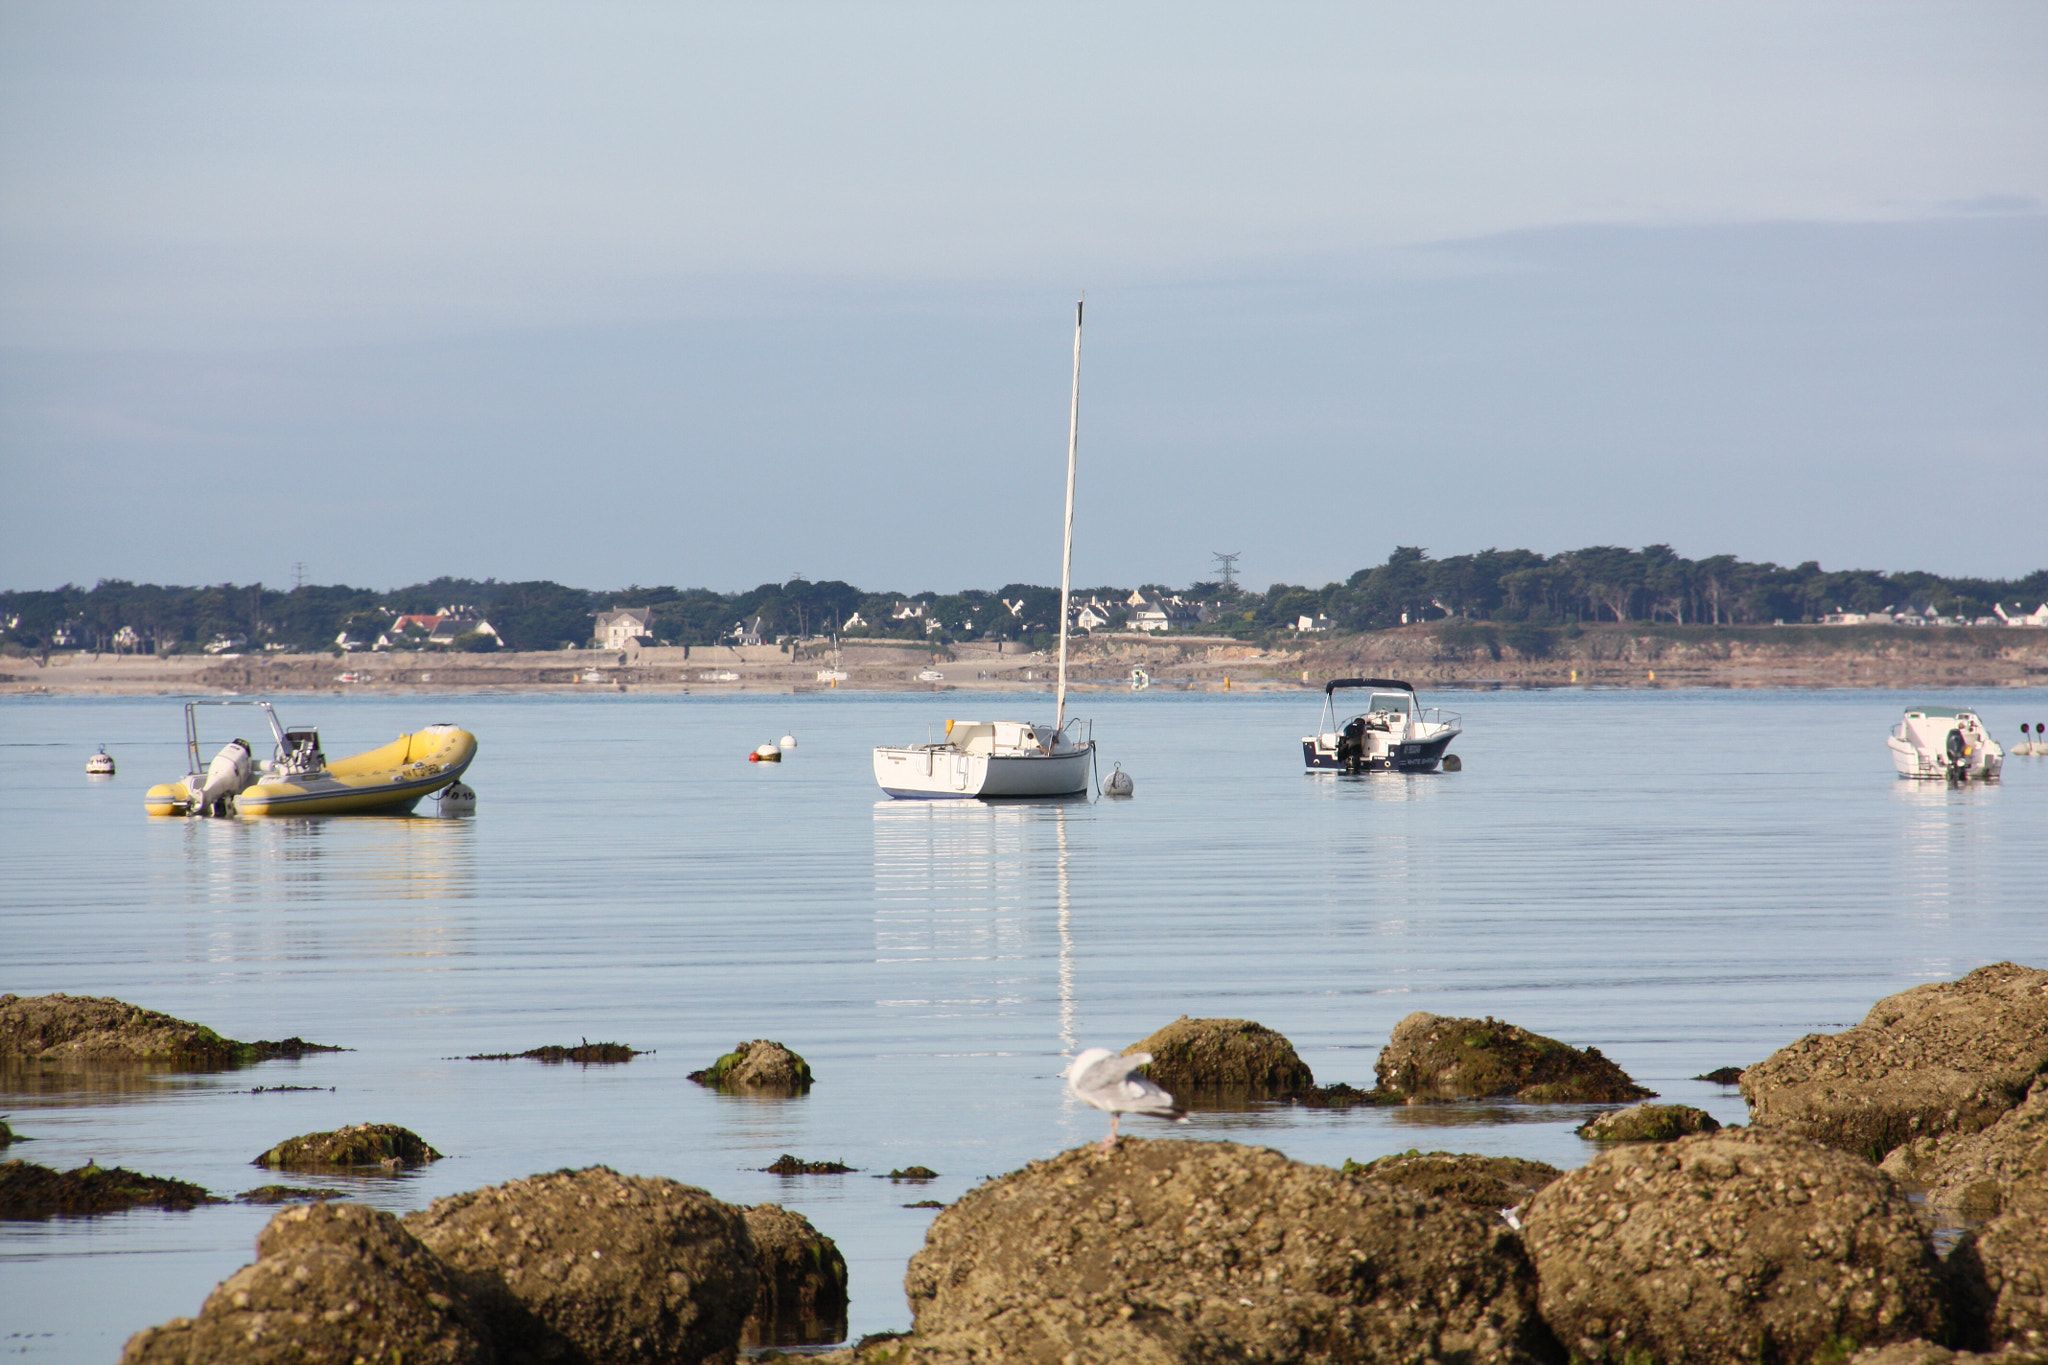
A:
[1064, 1048, 1189, 1152]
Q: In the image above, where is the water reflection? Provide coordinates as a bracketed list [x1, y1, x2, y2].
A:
[1890, 777, 2002, 915]
[153, 816, 478, 908]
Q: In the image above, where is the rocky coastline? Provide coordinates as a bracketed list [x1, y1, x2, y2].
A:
[3, 966, 2044, 1361]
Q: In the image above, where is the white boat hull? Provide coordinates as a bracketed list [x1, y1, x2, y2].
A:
[873, 744, 1092, 798]
[1886, 707, 2003, 780]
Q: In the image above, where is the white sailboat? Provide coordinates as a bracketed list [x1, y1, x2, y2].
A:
[873, 301, 1098, 798]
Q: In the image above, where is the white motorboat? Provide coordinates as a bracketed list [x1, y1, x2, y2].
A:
[874, 300, 1097, 799]
[916, 668, 945, 682]
[1302, 678, 1461, 773]
[1887, 705, 2002, 780]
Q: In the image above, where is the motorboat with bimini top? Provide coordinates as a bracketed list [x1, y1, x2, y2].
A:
[145, 700, 477, 816]
[874, 299, 1097, 798]
[1303, 678, 1461, 773]
[1886, 704, 2002, 781]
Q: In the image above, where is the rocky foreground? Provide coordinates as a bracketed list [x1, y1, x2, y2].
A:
[82, 962, 2048, 1361]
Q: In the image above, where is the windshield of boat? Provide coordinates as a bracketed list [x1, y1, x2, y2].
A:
[1369, 692, 1412, 715]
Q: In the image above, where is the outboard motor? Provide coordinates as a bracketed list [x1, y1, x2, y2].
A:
[1945, 725, 1970, 781]
[1338, 716, 1368, 771]
[194, 738, 255, 815]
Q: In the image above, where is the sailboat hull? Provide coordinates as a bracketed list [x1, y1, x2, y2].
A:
[873, 744, 1092, 798]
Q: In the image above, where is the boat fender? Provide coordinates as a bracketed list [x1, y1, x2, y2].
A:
[1442, 754, 1462, 772]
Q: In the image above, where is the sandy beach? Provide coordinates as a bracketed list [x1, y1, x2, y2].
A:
[6, 624, 2044, 697]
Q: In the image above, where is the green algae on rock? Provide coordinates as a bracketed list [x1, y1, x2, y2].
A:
[881, 1166, 939, 1181]
[1695, 1065, 1747, 1084]
[689, 1038, 813, 1091]
[253, 1123, 442, 1170]
[1, 1159, 221, 1218]
[0, 993, 343, 1068]
[1373, 1011, 1656, 1103]
[1342, 1149, 1563, 1211]
[1122, 1015, 1315, 1097]
[1575, 1102, 1722, 1143]
[0, 1118, 15, 1148]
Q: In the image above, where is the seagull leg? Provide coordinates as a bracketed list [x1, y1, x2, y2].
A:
[1100, 1113, 1120, 1153]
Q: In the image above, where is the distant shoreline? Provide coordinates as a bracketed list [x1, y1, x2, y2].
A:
[6, 624, 2044, 696]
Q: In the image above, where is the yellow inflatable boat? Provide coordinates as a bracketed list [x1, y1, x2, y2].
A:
[145, 701, 477, 817]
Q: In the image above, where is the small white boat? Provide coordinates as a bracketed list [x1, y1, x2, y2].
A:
[1303, 678, 1461, 773]
[816, 668, 850, 683]
[875, 299, 1097, 799]
[1887, 705, 2003, 780]
[86, 746, 116, 777]
[916, 668, 945, 682]
[700, 670, 741, 682]
[1129, 667, 1149, 691]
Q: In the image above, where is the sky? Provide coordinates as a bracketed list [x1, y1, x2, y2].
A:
[2, 2, 2044, 594]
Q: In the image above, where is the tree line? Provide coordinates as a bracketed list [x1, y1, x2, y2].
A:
[4, 546, 2043, 656]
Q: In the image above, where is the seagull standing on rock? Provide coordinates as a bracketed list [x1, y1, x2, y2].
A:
[1064, 1048, 1189, 1151]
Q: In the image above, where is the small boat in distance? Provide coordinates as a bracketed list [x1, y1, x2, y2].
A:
[145, 700, 476, 816]
[1302, 678, 1461, 773]
[916, 668, 944, 682]
[1886, 705, 2003, 780]
[874, 300, 1097, 799]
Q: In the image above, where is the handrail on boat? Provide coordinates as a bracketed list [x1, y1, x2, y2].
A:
[183, 699, 287, 773]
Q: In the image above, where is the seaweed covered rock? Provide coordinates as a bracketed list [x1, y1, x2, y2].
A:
[1373, 1011, 1654, 1103]
[463, 1040, 641, 1063]
[0, 993, 340, 1066]
[1342, 1150, 1562, 1212]
[1121, 1016, 1314, 1097]
[898, 1138, 1554, 1365]
[1, 1159, 219, 1218]
[0, 1118, 14, 1147]
[1742, 962, 2048, 1162]
[402, 1166, 758, 1365]
[120, 1202, 490, 1365]
[742, 1203, 850, 1349]
[1949, 1184, 2048, 1353]
[1882, 1076, 2048, 1224]
[689, 1038, 813, 1092]
[1575, 1102, 1721, 1143]
[1521, 1129, 1946, 1363]
[237, 1184, 349, 1204]
[253, 1122, 441, 1170]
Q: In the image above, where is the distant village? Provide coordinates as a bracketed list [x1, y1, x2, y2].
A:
[4, 544, 2044, 658]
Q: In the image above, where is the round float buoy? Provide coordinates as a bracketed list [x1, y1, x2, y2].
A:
[752, 744, 782, 762]
[1104, 762, 1134, 798]
[435, 780, 476, 813]
[779, 733, 797, 749]
[1441, 754, 1463, 772]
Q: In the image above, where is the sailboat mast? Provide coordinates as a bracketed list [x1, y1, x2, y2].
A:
[1056, 298, 1082, 735]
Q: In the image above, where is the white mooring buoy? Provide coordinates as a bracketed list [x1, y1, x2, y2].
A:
[1103, 762, 1134, 798]
[779, 733, 797, 750]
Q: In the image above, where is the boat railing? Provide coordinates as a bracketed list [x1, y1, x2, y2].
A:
[183, 699, 288, 773]
[1415, 706, 1461, 734]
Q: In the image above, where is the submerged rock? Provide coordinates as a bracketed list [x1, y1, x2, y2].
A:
[897, 1138, 1554, 1364]
[1882, 1076, 2048, 1224]
[402, 1166, 758, 1365]
[1741, 962, 2048, 1162]
[253, 1122, 442, 1170]
[1121, 1016, 1314, 1097]
[689, 1038, 813, 1092]
[882, 1166, 939, 1181]
[120, 1201, 489, 1365]
[1342, 1150, 1562, 1212]
[742, 1202, 850, 1350]
[236, 1184, 350, 1204]
[1521, 1129, 1946, 1363]
[764, 1154, 853, 1175]
[1, 1159, 220, 1218]
[1948, 1182, 2048, 1353]
[1695, 1065, 1746, 1085]
[462, 1040, 641, 1063]
[0, 993, 342, 1067]
[1373, 1011, 1655, 1103]
[1574, 1102, 1721, 1143]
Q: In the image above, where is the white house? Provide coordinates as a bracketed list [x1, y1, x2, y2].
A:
[892, 601, 928, 621]
[728, 615, 766, 646]
[842, 611, 868, 631]
[593, 607, 654, 650]
[1995, 603, 2048, 627]
[1296, 614, 1332, 632]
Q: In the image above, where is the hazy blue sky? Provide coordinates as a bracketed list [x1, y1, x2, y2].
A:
[3, 3, 2043, 593]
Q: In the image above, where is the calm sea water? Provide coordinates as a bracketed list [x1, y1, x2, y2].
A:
[3, 686, 2045, 1362]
